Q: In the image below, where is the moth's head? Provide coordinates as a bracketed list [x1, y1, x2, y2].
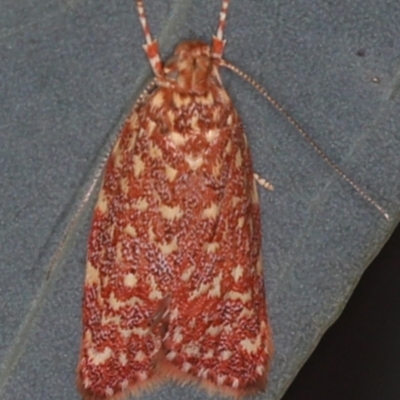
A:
[163, 41, 222, 95]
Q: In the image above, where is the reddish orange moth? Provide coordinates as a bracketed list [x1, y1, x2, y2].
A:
[77, 1, 272, 399]
[76, 1, 388, 399]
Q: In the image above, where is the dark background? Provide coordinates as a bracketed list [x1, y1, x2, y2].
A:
[282, 222, 400, 400]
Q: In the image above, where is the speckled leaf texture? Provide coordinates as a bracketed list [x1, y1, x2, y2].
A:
[0, 1, 399, 400]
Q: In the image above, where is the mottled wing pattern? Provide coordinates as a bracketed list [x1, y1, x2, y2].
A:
[77, 45, 272, 400]
[77, 110, 166, 398]
[159, 94, 272, 394]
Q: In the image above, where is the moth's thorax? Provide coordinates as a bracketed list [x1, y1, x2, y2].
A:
[144, 41, 230, 140]
[141, 67, 237, 162]
[162, 41, 221, 95]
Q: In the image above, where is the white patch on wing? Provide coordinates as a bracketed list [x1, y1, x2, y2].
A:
[235, 149, 243, 168]
[88, 347, 113, 366]
[181, 265, 195, 282]
[209, 272, 223, 298]
[125, 224, 137, 237]
[108, 292, 124, 311]
[182, 362, 192, 372]
[240, 332, 262, 354]
[134, 350, 146, 362]
[185, 154, 204, 170]
[86, 262, 100, 285]
[97, 189, 108, 213]
[170, 131, 187, 146]
[203, 242, 219, 253]
[160, 204, 183, 220]
[158, 237, 178, 255]
[165, 164, 178, 181]
[173, 327, 183, 343]
[202, 203, 219, 219]
[133, 155, 145, 177]
[124, 273, 137, 287]
[256, 365, 265, 376]
[150, 91, 164, 109]
[217, 375, 227, 386]
[133, 198, 149, 211]
[148, 275, 163, 300]
[184, 343, 200, 357]
[225, 290, 252, 303]
[119, 353, 128, 366]
[205, 325, 222, 337]
[231, 378, 239, 388]
[166, 351, 177, 360]
[205, 129, 219, 143]
[149, 142, 162, 158]
[220, 350, 232, 360]
[231, 265, 244, 282]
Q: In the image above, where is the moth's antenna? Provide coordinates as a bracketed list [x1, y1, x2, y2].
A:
[136, 0, 163, 77]
[212, 0, 231, 59]
[221, 60, 389, 220]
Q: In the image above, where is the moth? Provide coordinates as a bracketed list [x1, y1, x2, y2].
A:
[76, 1, 387, 399]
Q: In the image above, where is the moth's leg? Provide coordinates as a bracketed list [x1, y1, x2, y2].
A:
[136, 0, 163, 77]
[212, 0, 231, 59]
[254, 172, 274, 191]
